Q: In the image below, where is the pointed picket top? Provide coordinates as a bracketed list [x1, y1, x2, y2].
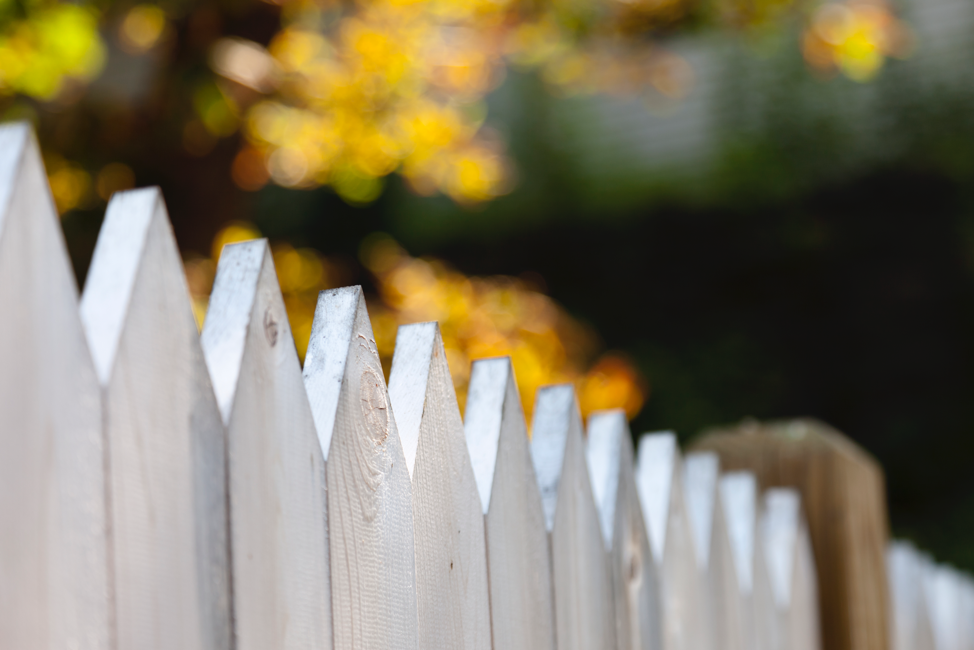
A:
[682, 451, 722, 650]
[684, 452, 720, 572]
[464, 357, 557, 650]
[923, 560, 974, 650]
[636, 432, 679, 566]
[303, 286, 419, 650]
[201, 240, 332, 650]
[587, 410, 665, 650]
[761, 488, 821, 650]
[636, 431, 701, 650]
[387, 322, 491, 650]
[80, 187, 231, 650]
[716, 471, 775, 650]
[720, 472, 758, 595]
[0, 121, 110, 649]
[531, 384, 616, 650]
[888, 541, 935, 650]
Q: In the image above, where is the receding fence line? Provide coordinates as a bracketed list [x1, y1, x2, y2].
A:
[2, 119, 973, 650]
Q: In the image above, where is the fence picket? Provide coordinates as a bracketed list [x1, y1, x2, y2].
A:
[888, 542, 936, 650]
[200, 239, 332, 650]
[0, 122, 110, 649]
[302, 286, 419, 650]
[587, 409, 665, 650]
[761, 488, 821, 650]
[387, 322, 491, 650]
[79, 187, 231, 650]
[531, 384, 617, 650]
[682, 452, 721, 650]
[718, 471, 774, 650]
[463, 357, 557, 650]
[636, 432, 702, 650]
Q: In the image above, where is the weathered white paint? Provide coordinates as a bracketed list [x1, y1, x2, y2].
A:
[587, 409, 664, 650]
[531, 384, 616, 650]
[761, 488, 821, 650]
[80, 187, 231, 650]
[636, 432, 701, 650]
[388, 322, 491, 650]
[683, 452, 720, 650]
[0, 122, 110, 650]
[888, 541, 935, 650]
[923, 558, 974, 650]
[717, 472, 774, 650]
[201, 240, 332, 650]
[463, 357, 557, 650]
[302, 286, 419, 650]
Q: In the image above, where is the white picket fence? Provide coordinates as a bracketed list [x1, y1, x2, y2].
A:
[0, 120, 971, 650]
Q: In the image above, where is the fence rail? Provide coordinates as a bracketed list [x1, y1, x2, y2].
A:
[1, 120, 972, 650]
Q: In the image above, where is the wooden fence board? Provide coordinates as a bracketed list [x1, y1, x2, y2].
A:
[888, 542, 935, 650]
[303, 286, 418, 650]
[79, 187, 231, 650]
[200, 239, 332, 650]
[636, 432, 701, 650]
[923, 560, 974, 650]
[718, 471, 774, 650]
[761, 488, 821, 650]
[531, 384, 616, 650]
[0, 122, 110, 649]
[693, 419, 888, 650]
[587, 409, 665, 650]
[464, 357, 557, 650]
[682, 452, 720, 650]
[388, 322, 491, 650]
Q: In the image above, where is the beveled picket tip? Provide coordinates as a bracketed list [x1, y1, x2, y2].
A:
[80, 186, 231, 650]
[761, 488, 821, 650]
[464, 357, 557, 650]
[388, 321, 491, 650]
[201, 238, 333, 650]
[303, 285, 419, 650]
[636, 431, 701, 650]
[888, 541, 935, 650]
[531, 384, 616, 650]
[587, 409, 665, 650]
[0, 120, 110, 650]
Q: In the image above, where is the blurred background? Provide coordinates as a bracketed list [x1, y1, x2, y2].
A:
[3, 0, 973, 571]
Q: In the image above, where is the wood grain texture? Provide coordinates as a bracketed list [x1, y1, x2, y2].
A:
[387, 322, 491, 650]
[464, 357, 557, 650]
[717, 471, 774, 650]
[586, 409, 664, 650]
[531, 384, 616, 650]
[635, 432, 701, 650]
[0, 122, 110, 650]
[201, 240, 332, 650]
[302, 286, 418, 650]
[887, 542, 935, 650]
[692, 419, 889, 650]
[682, 452, 720, 650]
[761, 488, 822, 650]
[80, 187, 231, 650]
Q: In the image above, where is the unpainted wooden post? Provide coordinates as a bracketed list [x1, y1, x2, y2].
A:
[302, 286, 418, 650]
[0, 122, 110, 649]
[717, 471, 774, 650]
[387, 322, 491, 650]
[79, 188, 231, 650]
[636, 432, 701, 650]
[682, 452, 721, 650]
[887, 542, 935, 650]
[761, 488, 821, 650]
[587, 409, 664, 650]
[200, 239, 332, 650]
[463, 357, 557, 650]
[531, 384, 616, 650]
